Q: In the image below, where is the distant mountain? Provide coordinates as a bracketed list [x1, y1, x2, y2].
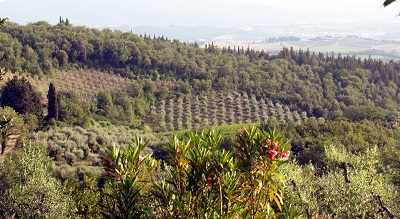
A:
[2, 0, 399, 31]
[0, 0, 288, 27]
[106, 22, 400, 43]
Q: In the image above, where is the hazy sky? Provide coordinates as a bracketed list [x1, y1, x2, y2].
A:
[0, 0, 400, 26]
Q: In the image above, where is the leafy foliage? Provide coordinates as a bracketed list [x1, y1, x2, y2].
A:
[151, 126, 291, 218]
[0, 76, 43, 119]
[0, 107, 28, 150]
[281, 144, 399, 218]
[263, 119, 400, 167]
[67, 174, 102, 218]
[57, 91, 89, 126]
[0, 113, 13, 154]
[1, 22, 400, 126]
[99, 136, 158, 218]
[1, 17, 400, 218]
[0, 142, 77, 218]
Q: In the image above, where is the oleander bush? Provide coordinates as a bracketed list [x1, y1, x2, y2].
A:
[101, 126, 292, 218]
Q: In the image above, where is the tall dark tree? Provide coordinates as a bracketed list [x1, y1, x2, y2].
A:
[46, 82, 58, 121]
[0, 76, 43, 119]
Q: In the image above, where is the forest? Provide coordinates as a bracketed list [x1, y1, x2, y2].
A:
[0, 18, 399, 218]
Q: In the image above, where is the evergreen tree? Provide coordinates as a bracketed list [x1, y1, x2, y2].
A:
[46, 82, 58, 121]
[0, 76, 43, 119]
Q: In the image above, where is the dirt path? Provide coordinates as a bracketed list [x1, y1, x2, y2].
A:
[1, 135, 19, 155]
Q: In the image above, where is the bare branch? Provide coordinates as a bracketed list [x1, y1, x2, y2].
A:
[372, 193, 395, 219]
[341, 162, 350, 183]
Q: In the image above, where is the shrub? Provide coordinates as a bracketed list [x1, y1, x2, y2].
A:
[99, 136, 158, 218]
[0, 143, 77, 218]
[65, 151, 77, 165]
[281, 144, 399, 218]
[98, 126, 291, 218]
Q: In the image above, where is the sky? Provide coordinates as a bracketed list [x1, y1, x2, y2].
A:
[0, 0, 400, 27]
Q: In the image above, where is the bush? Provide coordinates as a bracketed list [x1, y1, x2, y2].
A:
[0, 143, 77, 218]
[100, 126, 292, 218]
[281, 144, 399, 218]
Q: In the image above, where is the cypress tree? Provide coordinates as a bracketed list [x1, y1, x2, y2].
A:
[46, 82, 58, 121]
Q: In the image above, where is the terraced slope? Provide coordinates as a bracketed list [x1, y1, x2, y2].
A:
[146, 92, 308, 131]
[2, 71, 309, 131]
[51, 69, 135, 103]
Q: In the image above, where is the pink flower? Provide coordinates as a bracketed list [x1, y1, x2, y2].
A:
[238, 134, 243, 142]
[234, 216, 240, 219]
[281, 151, 291, 159]
[102, 157, 113, 167]
[207, 173, 215, 187]
[139, 155, 144, 163]
[268, 150, 278, 160]
[207, 178, 213, 187]
[272, 142, 278, 149]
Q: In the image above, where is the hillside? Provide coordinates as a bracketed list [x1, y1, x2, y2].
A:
[2, 69, 308, 131]
[1, 21, 400, 128]
[1, 21, 400, 219]
[146, 91, 308, 131]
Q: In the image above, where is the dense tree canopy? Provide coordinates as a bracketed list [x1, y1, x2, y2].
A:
[0, 76, 42, 119]
[0, 22, 399, 124]
[57, 91, 88, 126]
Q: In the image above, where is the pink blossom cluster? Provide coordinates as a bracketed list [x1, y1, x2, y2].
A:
[264, 141, 290, 160]
[139, 155, 144, 163]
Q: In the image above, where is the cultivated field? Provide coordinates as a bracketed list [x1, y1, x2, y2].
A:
[2, 70, 309, 131]
[213, 37, 400, 59]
